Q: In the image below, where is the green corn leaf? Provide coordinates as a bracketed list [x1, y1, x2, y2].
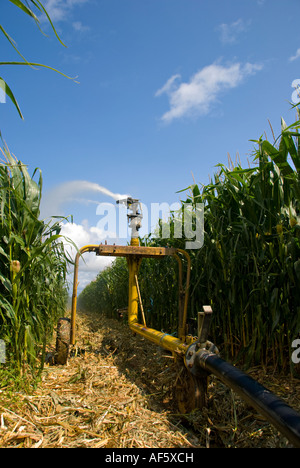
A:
[281, 132, 300, 173]
[1, 147, 25, 199]
[0, 272, 12, 293]
[0, 246, 9, 259]
[0, 25, 36, 68]
[0, 296, 16, 321]
[261, 140, 294, 178]
[8, 0, 66, 47]
[0, 62, 78, 82]
[8, 0, 39, 21]
[19, 161, 41, 216]
[176, 185, 194, 193]
[294, 260, 300, 281]
[31, 0, 67, 47]
[0, 77, 23, 119]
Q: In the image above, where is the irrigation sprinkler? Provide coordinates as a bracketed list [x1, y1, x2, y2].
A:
[56, 196, 300, 448]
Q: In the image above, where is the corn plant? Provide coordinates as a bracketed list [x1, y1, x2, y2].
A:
[181, 109, 300, 369]
[0, 144, 72, 377]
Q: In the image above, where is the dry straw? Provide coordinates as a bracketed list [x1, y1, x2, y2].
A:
[0, 310, 299, 448]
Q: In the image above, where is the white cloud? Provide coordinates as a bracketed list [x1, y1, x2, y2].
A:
[155, 74, 181, 97]
[60, 220, 114, 293]
[217, 18, 250, 45]
[155, 61, 263, 123]
[289, 48, 300, 62]
[42, 0, 89, 23]
[72, 21, 90, 32]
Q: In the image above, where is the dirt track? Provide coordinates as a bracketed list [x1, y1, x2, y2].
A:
[0, 310, 299, 448]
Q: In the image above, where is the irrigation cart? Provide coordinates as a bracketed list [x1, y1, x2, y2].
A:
[56, 197, 300, 448]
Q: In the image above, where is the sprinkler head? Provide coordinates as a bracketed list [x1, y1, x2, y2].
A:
[116, 197, 143, 238]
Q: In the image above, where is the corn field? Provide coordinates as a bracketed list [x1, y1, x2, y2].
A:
[78, 107, 300, 373]
[0, 144, 71, 381]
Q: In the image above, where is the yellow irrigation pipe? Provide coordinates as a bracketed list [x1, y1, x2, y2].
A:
[129, 322, 188, 354]
[70, 242, 192, 357]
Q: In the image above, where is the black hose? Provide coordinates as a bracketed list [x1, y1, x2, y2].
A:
[194, 350, 300, 448]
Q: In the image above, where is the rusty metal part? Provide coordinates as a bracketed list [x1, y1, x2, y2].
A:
[185, 341, 218, 373]
[176, 249, 191, 342]
[174, 365, 208, 414]
[96, 244, 177, 258]
[198, 306, 213, 346]
[55, 318, 71, 365]
[173, 253, 184, 337]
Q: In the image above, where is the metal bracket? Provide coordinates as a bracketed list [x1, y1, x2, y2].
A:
[198, 305, 213, 347]
[184, 306, 219, 375]
[185, 341, 219, 375]
[116, 197, 143, 238]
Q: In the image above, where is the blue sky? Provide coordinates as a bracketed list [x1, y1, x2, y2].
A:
[1, 0, 300, 290]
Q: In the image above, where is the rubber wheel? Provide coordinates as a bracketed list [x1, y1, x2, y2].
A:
[55, 318, 71, 365]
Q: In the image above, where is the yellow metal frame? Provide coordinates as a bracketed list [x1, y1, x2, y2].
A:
[70, 238, 193, 357]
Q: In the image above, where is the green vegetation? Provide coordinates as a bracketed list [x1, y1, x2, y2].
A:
[79, 106, 300, 372]
[0, 144, 72, 382]
[79, 257, 129, 318]
[0, 0, 74, 119]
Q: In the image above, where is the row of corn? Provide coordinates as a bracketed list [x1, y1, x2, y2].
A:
[0, 145, 70, 381]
